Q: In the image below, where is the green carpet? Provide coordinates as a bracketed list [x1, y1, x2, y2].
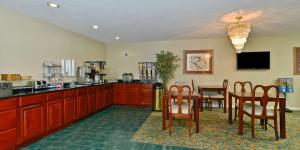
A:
[132, 109, 300, 149]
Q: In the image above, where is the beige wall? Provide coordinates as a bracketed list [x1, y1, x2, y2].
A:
[107, 36, 300, 109]
[0, 7, 106, 80]
[1, 6, 299, 109]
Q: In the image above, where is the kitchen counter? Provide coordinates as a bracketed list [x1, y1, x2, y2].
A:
[0, 82, 154, 149]
[0, 82, 156, 100]
[0, 82, 115, 100]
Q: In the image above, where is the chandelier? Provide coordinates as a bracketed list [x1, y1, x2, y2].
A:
[228, 16, 251, 53]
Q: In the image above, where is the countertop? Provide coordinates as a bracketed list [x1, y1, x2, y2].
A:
[0, 81, 155, 100]
[0, 83, 113, 100]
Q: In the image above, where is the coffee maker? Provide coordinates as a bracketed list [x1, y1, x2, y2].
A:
[77, 66, 90, 83]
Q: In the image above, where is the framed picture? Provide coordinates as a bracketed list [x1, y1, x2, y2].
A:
[294, 47, 300, 75]
[183, 50, 213, 74]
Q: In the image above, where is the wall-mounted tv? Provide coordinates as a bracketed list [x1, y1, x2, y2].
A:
[237, 51, 270, 70]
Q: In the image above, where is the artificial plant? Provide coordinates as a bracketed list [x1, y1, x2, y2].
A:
[156, 50, 180, 92]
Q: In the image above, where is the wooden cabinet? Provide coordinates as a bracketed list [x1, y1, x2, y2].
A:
[113, 84, 125, 105]
[77, 88, 87, 119]
[64, 97, 76, 124]
[64, 89, 76, 125]
[139, 84, 153, 106]
[107, 85, 113, 107]
[102, 85, 110, 108]
[20, 94, 46, 144]
[77, 95, 87, 119]
[0, 98, 17, 150]
[87, 87, 96, 114]
[111, 83, 153, 106]
[96, 86, 103, 110]
[46, 100, 63, 132]
[125, 84, 139, 105]
[0, 83, 153, 149]
[46, 92, 64, 132]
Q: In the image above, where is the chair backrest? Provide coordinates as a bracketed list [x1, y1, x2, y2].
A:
[252, 85, 279, 117]
[191, 79, 195, 92]
[234, 81, 253, 93]
[223, 79, 228, 89]
[169, 85, 192, 114]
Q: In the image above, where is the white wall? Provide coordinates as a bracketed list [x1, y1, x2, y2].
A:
[107, 36, 300, 109]
[0, 7, 106, 80]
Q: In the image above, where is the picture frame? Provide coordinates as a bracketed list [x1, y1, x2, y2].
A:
[183, 50, 213, 74]
[294, 47, 300, 75]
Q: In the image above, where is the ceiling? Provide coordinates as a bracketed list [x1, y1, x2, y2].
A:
[1, 0, 300, 43]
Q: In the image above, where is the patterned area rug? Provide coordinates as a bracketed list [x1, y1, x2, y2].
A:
[132, 109, 300, 149]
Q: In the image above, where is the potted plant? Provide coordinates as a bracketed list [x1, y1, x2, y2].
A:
[156, 50, 180, 92]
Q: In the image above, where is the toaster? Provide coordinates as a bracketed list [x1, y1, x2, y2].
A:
[28, 80, 48, 89]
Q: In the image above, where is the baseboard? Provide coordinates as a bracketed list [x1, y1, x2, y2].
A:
[285, 106, 300, 111]
[226, 105, 300, 111]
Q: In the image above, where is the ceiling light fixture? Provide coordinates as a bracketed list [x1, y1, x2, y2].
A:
[115, 37, 120, 40]
[93, 25, 99, 29]
[47, 2, 60, 8]
[228, 16, 251, 53]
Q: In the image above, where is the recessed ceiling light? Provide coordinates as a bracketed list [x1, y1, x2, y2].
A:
[115, 37, 120, 40]
[92, 25, 99, 29]
[47, 2, 60, 8]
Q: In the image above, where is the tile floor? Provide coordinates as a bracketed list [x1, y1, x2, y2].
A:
[22, 106, 194, 150]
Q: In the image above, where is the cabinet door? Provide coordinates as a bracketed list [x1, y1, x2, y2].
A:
[0, 128, 17, 150]
[87, 94, 96, 114]
[113, 90, 123, 105]
[20, 104, 45, 143]
[64, 97, 76, 125]
[77, 95, 87, 119]
[0, 98, 17, 149]
[102, 90, 108, 108]
[96, 90, 103, 110]
[139, 85, 153, 106]
[47, 99, 63, 132]
[113, 84, 125, 105]
[126, 89, 139, 105]
[107, 89, 113, 106]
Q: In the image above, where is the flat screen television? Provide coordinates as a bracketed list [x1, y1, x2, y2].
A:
[237, 51, 270, 70]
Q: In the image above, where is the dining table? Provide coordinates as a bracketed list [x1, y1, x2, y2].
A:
[198, 85, 227, 113]
[162, 91, 200, 133]
[228, 91, 286, 139]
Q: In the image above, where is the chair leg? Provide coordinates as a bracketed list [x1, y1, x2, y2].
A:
[234, 107, 237, 121]
[234, 99, 237, 121]
[251, 117, 255, 138]
[168, 113, 172, 136]
[218, 100, 221, 108]
[264, 119, 268, 131]
[188, 115, 192, 137]
[274, 117, 279, 141]
[221, 100, 224, 108]
[209, 99, 212, 110]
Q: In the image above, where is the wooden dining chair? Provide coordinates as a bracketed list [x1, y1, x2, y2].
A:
[243, 85, 279, 140]
[191, 79, 210, 111]
[168, 85, 193, 137]
[198, 85, 210, 109]
[208, 79, 228, 110]
[234, 81, 253, 120]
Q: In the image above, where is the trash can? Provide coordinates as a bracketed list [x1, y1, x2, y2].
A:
[152, 83, 163, 111]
